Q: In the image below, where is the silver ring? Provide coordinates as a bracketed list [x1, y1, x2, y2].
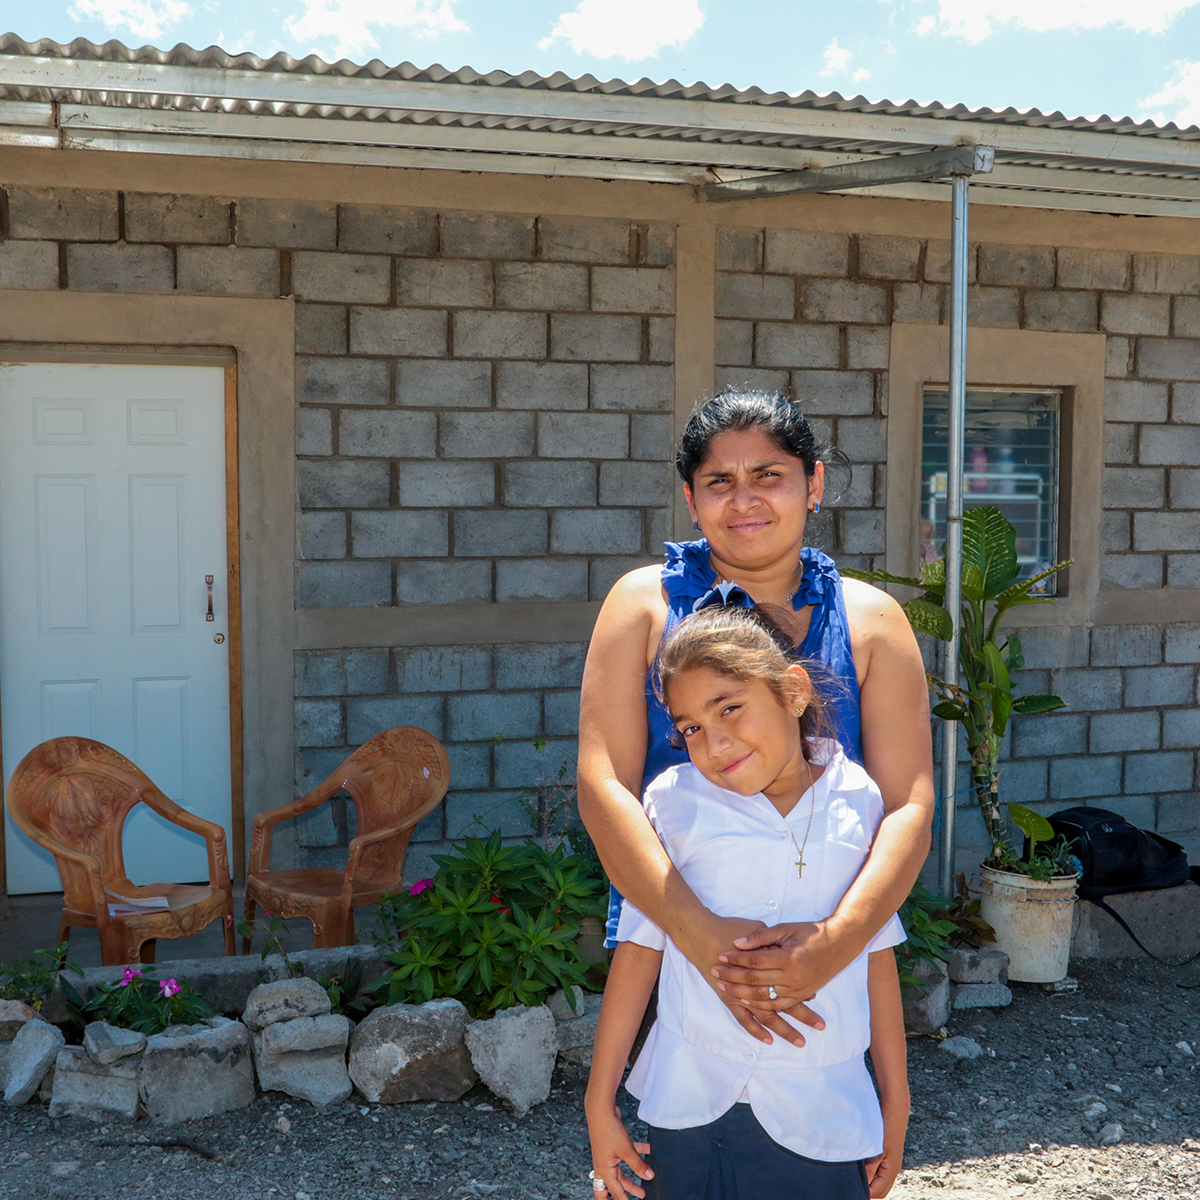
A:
[589, 1170, 607, 1192]
[767, 985, 778, 1001]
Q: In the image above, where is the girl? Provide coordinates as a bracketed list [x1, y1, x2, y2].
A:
[585, 602, 909, 1200]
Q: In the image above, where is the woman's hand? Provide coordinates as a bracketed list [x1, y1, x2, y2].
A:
[587, 1103, 653, 1200]
[710, 919, 850, 1011]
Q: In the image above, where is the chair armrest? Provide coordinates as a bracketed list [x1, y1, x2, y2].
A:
[339, 810, 428, 909]
[139, 789, 232, 893]
[248, 783, 342, 875]
[17, 827, 107, 923]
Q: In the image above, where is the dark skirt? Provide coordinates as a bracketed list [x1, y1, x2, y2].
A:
[642, 1103, 869, 1200]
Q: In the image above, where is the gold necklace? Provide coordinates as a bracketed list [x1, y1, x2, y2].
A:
[787, 757, 818, 879]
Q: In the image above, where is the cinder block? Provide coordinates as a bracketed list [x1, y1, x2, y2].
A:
[1103, 467, 1164, 509]
[1137, 337, 1200, 382]
[966, 286, 1019, 327]
[1050, 755, 1122, 800]
[599, 461, 673, 506]
[1124, 750, 1195, 794]
[836, 417, 887, 463]
[444, 743, 491, 790]
[978, 244, 1055, 288]
[790, 369, 874, 415]
[395, 360, 490, 409]
[841, 510, 884, 554]
[715, 227, 761, 273]
[900, 959, 949, 1035]
[1104, 423, 1136, 464]
[0, 241, 59, 289]
[1105, 379, 1168, 423]
[590, 364, 673, 412]
[347, 696, 444, 744]
[544, 689, 582, 735]
[550, 509, 642, 554]
[538, 217, 629, 264]
[1010, 627, 1090, 671]
[1175, 383, 1200, 423]
[66, 244, 173, 292]
[1050, 666, 1123, 712]
[296, 699, 343, 748]
[763, 230, 849, 277]
[496, 360, 587, 410]
[1133, 253, 1200, 295]
[351, 510, 448, 558]
[454, 310, 546, 359]
[924, 241, 978, 285]
[716, 273, 795, 320]
[716, 319, 754, 366]
[177, 246, 278, 296]
[1100, 510, 1131, 552]
[398, 259, 491, 308]
[399, 647, 492, 693]
[946, 947, 1009, 986]
[123, 192, 230, 244]
[631, 414, 672, 462]
[893, 282, 941, 325]
[1124, 664, 1195, 707]
[293, 251, 390, 304]
[296, 304, 347, 354]
[350, 308, 447, 357]
[340, 409, 437, 458]
[496, 262, 587, 311]
[648, 316, 674, 363]
[1101, 554, 1164, 589]
[296, 748, 352, 794]
[1167, 555, 1200, 586]
[495, 643, 587, 690]
[494, 739, 577, 789]
[755, 323, 840, 369]
[297, 408, 333, 456]
[298, 459, 389, 507]
[589, 555, 659, 599]
[297, 561, 391, 607]
[338, 204, 435, 254]
[1134, 510, 1200, 550]
[440, 212, 535, 259]
[1058, 248, 1130, 291]
[1101, 293, 1169, 337]
[591, 266, 674, 314]
[1089, 711, 1160, 753]
[236, 198, 337, 249]
[495, 559, 589, 602]
[859, 235, 921, 280]
[295, 649, 389, 697]
[551, 313, 641, 362]
[1090, 624, 1162, 666]
[300, 510, 347, 559]
[398, 461, 495, 507]
[444, 791, 531, 840]
[646, 223, 676, 268]
[1024, 289, 1098, 333]
[8, 186, 118, 241]
[453, 508, 547, 556]
[447, 691, 542, 741]
[846, 326, 890, 370]
[1175, 296, 1200, 339]
[395, 559, 492, 605]
[538, 412, 628, 459]
[1163, 707, 1200, 748]
[1072, 882, 1200, 959]
[713, 367, 789, 394]
[1012, 712, 1086, 758]
[440, 411, 535, 458]
[1107, 335, 1132, 376]
[950, 983, 1013, 1010]
[300, 356, 389, 407]
[294, 802, 340, 849]
[1139, 426, 1200, 466]
[802, 279, 886, 324]
[996, 757, 1049, 804]
[1165, 626, 1200, 663]
[504, 459, 596, 506]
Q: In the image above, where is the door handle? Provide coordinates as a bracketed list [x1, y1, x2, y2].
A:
[205, 575, 214, 622]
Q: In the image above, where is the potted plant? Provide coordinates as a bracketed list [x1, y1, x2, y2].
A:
[844, 506, 1078, 982]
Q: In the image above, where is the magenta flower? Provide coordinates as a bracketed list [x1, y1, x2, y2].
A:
[409, 879, 433, 896]
[159, 978, 181, 998]
[119, 967, 144, 987]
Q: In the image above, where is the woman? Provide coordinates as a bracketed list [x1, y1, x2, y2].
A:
[577, 390, 934, 1046]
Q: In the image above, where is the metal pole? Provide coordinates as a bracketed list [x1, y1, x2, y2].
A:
[939, 173, 970, 900]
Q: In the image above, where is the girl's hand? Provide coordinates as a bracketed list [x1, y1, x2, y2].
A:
[587, 1103, 653, 1200]
[864, 1141, 903, 1198]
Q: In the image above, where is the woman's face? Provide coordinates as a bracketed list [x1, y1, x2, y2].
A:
[684, 428, 824, 570]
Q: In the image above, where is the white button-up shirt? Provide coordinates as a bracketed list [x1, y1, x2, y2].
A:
[617, 739, 905, 1162]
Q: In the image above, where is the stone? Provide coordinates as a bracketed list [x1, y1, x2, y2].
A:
[1072, 882, 1200, 961]
[49, 1047, 139, 1121]
[348, 999, 476, 1104]
[1098, 1122, 1124, 1146]
[553, 993, 602, 1058]
[83, 1022, 147, 1065]
[950, 982, 1013, 1009]
[139, 1021, 255, 1123]
[3, 1018, 64, 1105]
[939, 1036, 984, 1060]
[945, 948, 1009, 986]
[465, 1004, 557, 1116]
[243, 977, 332, 1032]
[253, 1013, 352, 1107]
[0, 1000, 37, 1042]
[547, 986, 585, 1022]
[901, 959, 949, 1035]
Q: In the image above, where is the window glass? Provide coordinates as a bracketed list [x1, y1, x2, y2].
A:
[921, 388, 1061, 593]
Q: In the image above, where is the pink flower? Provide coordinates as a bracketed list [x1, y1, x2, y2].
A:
[119, 967, 144, 987]
[262, 908, 271, 917]
[159, 979, 181, 998]
[409, 879, 433, 896]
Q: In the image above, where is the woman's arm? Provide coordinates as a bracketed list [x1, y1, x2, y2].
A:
[585, 942, 661, 1200]
[864, 949, 910, 1198]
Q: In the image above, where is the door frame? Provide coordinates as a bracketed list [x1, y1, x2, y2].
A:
[0, 293, 295, 895]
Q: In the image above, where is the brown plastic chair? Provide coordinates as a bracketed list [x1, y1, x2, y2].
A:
[243, 726, 450, 949]
[5, 736, 235, 965]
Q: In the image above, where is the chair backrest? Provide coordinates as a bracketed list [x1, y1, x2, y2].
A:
[5, 737, 161, 911]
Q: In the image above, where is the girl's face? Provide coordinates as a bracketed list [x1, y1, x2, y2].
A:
[666, 664, 810, 805]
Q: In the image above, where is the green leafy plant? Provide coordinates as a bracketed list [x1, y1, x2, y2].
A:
[990, 804, 1076, 881]
[370, 831, 608, 1017]
[236, 908, 302, 978]
[317, 956, 368, 1019]
[895, 876, 998, 993]
[0, 943, 81, 1010]
[65, 966, 213, 1035]
[843, 506, 1074, 876]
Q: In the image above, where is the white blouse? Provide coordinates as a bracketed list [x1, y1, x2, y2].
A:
[617, 739, 905, 1162]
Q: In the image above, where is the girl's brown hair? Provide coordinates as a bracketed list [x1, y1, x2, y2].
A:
[655, 605, 835, 761]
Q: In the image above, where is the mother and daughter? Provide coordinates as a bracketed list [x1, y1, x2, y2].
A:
[576, 391, 935, 1200]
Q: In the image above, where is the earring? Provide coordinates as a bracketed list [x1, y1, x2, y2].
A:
[794, 707, 806, 718]
[693, 520, 700, 531]
[810, 502, 821, 514]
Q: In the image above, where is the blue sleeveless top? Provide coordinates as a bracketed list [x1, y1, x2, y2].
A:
[607, 538, 863, 944]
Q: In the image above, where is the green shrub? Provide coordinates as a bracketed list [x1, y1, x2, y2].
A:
[0, 943, 80, 1010]
[63, 967, 213, 1035]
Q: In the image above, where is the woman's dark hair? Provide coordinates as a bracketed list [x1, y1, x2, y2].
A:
[675, 388, 848, 488]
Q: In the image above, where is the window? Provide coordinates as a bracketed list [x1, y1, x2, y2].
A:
[920, 388, 1061, 592]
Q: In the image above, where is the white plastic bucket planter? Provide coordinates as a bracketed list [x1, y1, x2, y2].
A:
[978, 867, 1078, 983]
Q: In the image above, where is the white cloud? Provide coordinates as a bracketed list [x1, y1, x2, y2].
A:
[920, 0, 1200, 43]
[539, 0, 704, 62]
[70, 0, 190, 41]
[853, 67, 871, 83]
[820, 39, 852, 76]
[287, 0, 468, 61]
[1140, 60, 1200, 129]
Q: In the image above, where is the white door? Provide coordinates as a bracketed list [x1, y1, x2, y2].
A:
[0, 363, 232, 895]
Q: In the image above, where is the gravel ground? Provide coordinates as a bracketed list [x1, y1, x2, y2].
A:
[1, 958, 1197, 1200]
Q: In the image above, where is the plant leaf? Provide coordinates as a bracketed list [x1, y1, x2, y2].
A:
[1007, 803, 1055, 845]
[961, 506, 1019, 598]
[1011, 693, 1067, 715]
[903, 597, 953, 642]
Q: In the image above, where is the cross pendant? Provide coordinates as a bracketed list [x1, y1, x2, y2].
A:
[796, 855, 805, 879]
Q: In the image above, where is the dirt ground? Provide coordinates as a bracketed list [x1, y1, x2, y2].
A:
[1, 957, 1197, 1200]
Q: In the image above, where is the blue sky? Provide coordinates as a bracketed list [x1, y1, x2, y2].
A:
[5, 0, 1200, 129]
